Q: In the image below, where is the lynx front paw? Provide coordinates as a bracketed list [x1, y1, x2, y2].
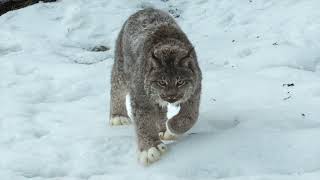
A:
[110, 116, 131, 126]
[139, 143, 167, 165]
[159, 130, 178, 141]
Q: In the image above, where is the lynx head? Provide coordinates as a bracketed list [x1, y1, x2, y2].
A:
[145, 40, 198, 106]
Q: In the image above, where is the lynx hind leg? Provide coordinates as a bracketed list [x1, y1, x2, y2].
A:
[109, 66, 131, 126]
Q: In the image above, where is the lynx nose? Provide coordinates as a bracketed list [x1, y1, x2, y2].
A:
[161, 95, 178, 103]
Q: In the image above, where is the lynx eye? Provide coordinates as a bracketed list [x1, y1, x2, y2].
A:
[176, 79, 185, 87]
[157, 80, 167, 87]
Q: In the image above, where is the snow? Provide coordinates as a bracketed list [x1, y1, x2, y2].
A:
[1, 0, 320, 179]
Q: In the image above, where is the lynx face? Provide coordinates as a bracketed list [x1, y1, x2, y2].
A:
[145, 44, 196, 106]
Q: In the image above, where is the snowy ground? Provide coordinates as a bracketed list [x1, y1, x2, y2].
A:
[1, 0, 320, 179]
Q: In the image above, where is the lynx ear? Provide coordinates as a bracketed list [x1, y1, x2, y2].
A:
[179, 46, 194, 68]
[151, 51, 162, 68]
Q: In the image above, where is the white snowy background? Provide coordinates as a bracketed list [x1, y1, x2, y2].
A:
[1, 0, 320, 179]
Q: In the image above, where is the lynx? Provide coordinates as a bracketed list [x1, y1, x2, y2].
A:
[109, 8, 202, 165]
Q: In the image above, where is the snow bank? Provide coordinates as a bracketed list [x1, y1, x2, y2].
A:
[0, 0, 320, 179]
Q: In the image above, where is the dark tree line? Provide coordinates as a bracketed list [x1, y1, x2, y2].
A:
[0, 0, 56, 16]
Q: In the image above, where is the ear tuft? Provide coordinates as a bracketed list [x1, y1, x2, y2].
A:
[184, 46, 194, 59]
